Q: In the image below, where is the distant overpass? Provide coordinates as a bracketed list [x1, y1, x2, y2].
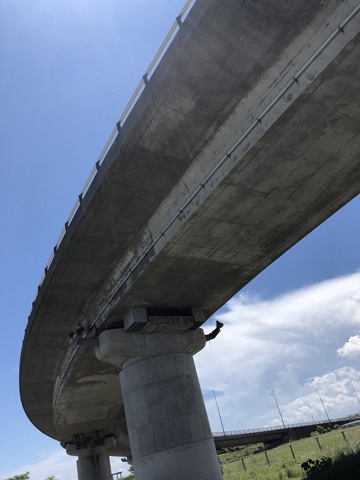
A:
[20, 1, 360, 480]
[213, 417, 358, 450]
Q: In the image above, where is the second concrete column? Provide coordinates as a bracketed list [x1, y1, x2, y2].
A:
[77, 452, 112, 480]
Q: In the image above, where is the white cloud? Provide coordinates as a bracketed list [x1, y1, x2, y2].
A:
[196, 272, 360, 432]
[0, 450, 77, 480]
[338, 335, 360, 357]
[276, 367, 360, 425]
[0, 449, 129, 480]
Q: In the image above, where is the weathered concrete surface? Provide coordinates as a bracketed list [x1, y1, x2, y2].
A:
[95, 326, 206, 367]
[121, 357, 222, 480]
[76, 454, 111, 480]
[20, 0, 360, 462]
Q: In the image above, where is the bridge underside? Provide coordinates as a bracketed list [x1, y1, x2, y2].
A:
[20, 0, 360, 477]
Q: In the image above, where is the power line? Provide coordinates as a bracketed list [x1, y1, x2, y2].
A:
[271, 390, 286, 429]
[212, 390, 225, 435]
[316, 388, 331, 426]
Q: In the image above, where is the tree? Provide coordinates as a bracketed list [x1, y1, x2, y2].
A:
[3, 474, 59, 480]
[4, 473, 30, 480]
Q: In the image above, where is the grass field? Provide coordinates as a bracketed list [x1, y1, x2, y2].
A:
[119, 426, 360, 479]
[219, 426, 360, 479]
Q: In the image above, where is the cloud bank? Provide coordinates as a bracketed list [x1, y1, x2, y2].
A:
[0, 450, 129, 480]
[338, 335, 360, 357]
[196, 272, 360, 432]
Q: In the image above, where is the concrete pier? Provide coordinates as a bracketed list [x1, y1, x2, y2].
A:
[77, 453, 112, 480]
[95, 319, 222, 480]
[121, 354, 222, 479]
[66, 436, 115, 480]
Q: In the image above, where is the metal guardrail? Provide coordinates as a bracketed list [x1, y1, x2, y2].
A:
[30, 0, 195, 312]
[111, 472, 123, 479]
[212, 416, 360, 437]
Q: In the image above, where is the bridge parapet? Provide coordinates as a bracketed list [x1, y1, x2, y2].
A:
[213, 417, 358, 450]
[213, 416, 357, 438]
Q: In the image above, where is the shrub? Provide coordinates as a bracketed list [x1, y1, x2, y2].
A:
[301, 456, 332, 474]
[301, 449, 360, 479]
[315, 425, 327, 435]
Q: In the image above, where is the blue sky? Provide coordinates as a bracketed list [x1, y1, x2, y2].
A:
[1, 0, 359, 478]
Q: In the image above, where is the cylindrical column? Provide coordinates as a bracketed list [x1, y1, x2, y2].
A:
[66, 436, 115, 480]
[120, 353, 222, 480]
[77, 451, 112, 480]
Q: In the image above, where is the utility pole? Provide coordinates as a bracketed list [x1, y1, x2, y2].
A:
[271, 390, 286, 429]
[316, 388, 331, 426]
[212, 390, 225, 436]
[352, 384, 360, 408]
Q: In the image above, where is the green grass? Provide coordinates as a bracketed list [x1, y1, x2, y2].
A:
[117, 427, 360, 479]
[219, 426, 360, 480]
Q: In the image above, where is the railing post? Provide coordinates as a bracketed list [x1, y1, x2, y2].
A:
[289, 444, 296, 460]
[342, 431, 349, 444]
[316, 437, 322, 451]
[241, 457, 246, 472]
[265, 451, 270, 467]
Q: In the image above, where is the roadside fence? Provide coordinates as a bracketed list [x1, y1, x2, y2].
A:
[220, 425, 360, 475]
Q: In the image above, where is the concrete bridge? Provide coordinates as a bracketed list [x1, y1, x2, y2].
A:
[20, 1, 360, 479]
[213, 417, 357, 451]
